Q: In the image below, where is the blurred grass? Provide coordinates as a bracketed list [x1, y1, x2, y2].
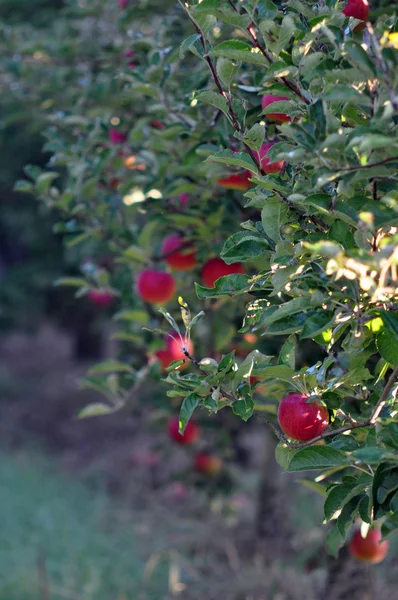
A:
[0, 452, 169, 600]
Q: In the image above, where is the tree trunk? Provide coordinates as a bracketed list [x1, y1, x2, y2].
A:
[254, 430, 293, 560]
[322, 547, 374, 600]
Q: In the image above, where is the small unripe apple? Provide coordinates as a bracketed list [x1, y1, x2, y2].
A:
[201, 257, 244, 288]
[349, 528, 389, 564]
[277, 393, 329, 441]
[261, 94, 291, 123]
[161, 234, 196, 271]
[343, 0, 369, 30]
[216, 171, 252, 191]
[259, 142, 284, 174]
[168, 416, 199, 445]
[88, 289, 115, 307]
[109, 128, 127, 144]
[194, 453, 222, 475]
[136, 269, 176, 304]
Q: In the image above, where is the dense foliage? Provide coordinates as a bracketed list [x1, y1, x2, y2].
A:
[4, 0, 398, 555]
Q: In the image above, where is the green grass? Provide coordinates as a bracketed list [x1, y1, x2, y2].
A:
[0, 453, 169, 600]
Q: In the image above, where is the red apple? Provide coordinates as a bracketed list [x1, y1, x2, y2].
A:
[349, 528, 389, 564]
[343, 0, 369, 30]
[123, 49, 137, 67]
[277, 393, 329, 441]
[194, 453, 222, 475]
[168, 416, 200, 445]
[201, 257, 244, 288]
[179, 193, 189, 208]
[109, 128, 127, 144]
[136, 269, 176, 304]
[261, 94, 291, 123]
[150, 120, 166, 129]
[161, 233, 196, 271]
[216, 171, 252, 191]
[88, 289, 115, 307]
[259, 142, 284, 174]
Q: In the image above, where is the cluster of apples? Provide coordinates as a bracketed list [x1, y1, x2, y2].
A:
[136, 236, 244, 303]
[168, 416, 222, 476]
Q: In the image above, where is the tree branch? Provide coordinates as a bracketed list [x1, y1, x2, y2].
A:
[338, 156, 398, 171]
[226, 0, 310, 104]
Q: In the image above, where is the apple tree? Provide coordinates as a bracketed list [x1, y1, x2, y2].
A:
[11, 0, 398, 557]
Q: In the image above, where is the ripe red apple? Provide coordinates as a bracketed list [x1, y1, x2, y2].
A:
[136, 269, 176, 304]
[109, 128, 127, 144]
[261, 94, 291, 123]
[179, 193, 189, 208]
[155, 335, 194, 370]
[201, 257, 244, 288]
[123, 49, 137, 67]
[259, 142, 284, 174]
[150, 120, 166, 129]
[194, 453, 222, 475]
[161, 234, 196, 271]
[349, 528, 389, 564]
[277, 393, 329, 441]
[343, 0, 369, 30]
[168, 416, 200, 445]
[216, 171, 252, 191]
[88, 289, 115, 307]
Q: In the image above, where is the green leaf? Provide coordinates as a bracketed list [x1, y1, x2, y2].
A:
[326, 524, 344, 558]
[235, 123, 265, 152]
[352, 447, 393, 464]
[77, 403, 116, 419]
[377, 312, 398, 366]
[221, 231, 270, 263]
[298, 479, 328, 497]
[206, 149, 258, 174]
[261, 198, 290, 243]
[275, 442, 298, 470]
[36, 172, 59, 194]
[53, 277, 88, 288]
[158, 308, 181, 336]
[179, 393, 200, 433]
[88, 360, 134, 375]
[114, 310, 149, 324]
[278, 335, 296, 369]
[216, 57, 240, 89]
[14, 180, 33, 193]
[259, 297, 313, 329]
[211, 40, 268, 65]
[232, 393, 254, 421]
[195, 90, 230, 120]
[301, 311, 335, 339]
[324, 481, 369, 521]
[277, 14, 296, 56]
[179, 33, 201, 58]
[323, 85, 371, 106]
[195, 273, 253, 299]
[287, 447, 347, 472]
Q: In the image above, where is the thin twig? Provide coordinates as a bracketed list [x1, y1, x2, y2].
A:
[226, 0, 310, 104]
[337, 156, 398, 171]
